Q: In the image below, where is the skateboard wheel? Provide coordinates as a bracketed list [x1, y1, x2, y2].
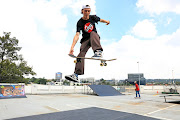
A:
[77, 58, 81, 62]
[100, 63, 103, 66]
[104, 63, 107, 66]
[74, 60, 77, 63]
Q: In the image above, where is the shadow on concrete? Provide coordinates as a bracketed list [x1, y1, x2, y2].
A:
[167, 101, 180, 104]
[8, 107, 160, 120]
[0, 96, 27, 99]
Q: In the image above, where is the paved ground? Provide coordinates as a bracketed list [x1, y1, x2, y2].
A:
[0, 93, 180, 120]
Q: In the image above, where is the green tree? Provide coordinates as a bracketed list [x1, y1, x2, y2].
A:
[100, 78, 106, 85]
[36, 78, 47, 84]
[175, 82, 180, 85]
[0, 32, 36, 83]
[52, 79, 56, 82]
[30, 77, 37, 83]
[29, 77, 47, 85]
[106, 82, 110, 85]
[63, 80, 70, 85]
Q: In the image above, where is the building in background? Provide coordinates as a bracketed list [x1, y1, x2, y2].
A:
[80, 77, 95, 84]
[56, 72, 62, 82]
[95, 79, 118, 85]
[127, 73, 146, 85]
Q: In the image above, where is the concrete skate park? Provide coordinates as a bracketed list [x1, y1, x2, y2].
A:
[0, 83, 180, 120]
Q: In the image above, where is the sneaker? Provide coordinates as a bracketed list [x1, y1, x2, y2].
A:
[65, 73, 78, 82]
[92, 50, 103, 58]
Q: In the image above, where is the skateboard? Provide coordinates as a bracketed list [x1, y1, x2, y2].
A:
[69, 54, 116, 66]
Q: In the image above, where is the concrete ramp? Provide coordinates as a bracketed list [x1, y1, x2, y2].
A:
[88, 85, 122, 96]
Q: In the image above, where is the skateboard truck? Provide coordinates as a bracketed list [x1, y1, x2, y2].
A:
[74, 58, 81, 63]
[100, 60, 107, 66]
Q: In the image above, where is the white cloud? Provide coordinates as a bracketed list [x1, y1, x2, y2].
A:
[50, 30, 68, 43]
[1, 0, 180, 80]
[131, 19, 157, 38]
[167, 28, 180, 46]
[82, 30, 180, 79]
[69, 0, 96, 15]
[94, 28, 180, 79]
[136, 0, 180, 15]
[0, 0, 96, 79]
[81, 27, 180, 79]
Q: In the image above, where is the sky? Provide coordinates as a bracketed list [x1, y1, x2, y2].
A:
[0, 0, 180, 80]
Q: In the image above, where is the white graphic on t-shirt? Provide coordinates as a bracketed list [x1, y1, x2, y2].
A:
[84, 22, 94, 33]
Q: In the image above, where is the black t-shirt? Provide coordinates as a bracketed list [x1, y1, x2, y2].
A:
[76, 15, 100, 43]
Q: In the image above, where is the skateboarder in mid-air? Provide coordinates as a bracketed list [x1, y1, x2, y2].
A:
[65, 5, 110, 82]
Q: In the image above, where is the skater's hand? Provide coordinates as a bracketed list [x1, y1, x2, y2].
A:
[100, 19, 110, 25]
[106, 20, 110, 25]
[69, 48, 74, 55]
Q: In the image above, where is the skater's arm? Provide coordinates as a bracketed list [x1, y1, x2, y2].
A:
[69, 32, 80, 55]
[100, 19, 110, 25]
[71, 32, 80, 48]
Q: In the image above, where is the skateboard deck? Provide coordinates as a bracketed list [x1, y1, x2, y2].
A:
[69, 54, 116, 66]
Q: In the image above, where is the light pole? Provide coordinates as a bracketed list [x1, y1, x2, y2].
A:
[172, 70, 174, 84]
[137, 62, 140, 91]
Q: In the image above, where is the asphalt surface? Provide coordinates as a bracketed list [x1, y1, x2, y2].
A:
[0, 93, 180, 120]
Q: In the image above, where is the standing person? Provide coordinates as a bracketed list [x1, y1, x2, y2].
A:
[65, 5, 110, 82]
[134, 81, 141, 98]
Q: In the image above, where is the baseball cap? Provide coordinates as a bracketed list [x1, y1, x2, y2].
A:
[82, 5, 91, 9]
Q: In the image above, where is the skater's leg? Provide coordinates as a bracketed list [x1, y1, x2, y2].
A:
[74, 40, 90, 75]
[90, 31, 103, 52]
[138, 91, 141, 98]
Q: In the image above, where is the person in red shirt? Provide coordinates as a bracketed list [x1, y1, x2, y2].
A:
[134, 81, 141, 98]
